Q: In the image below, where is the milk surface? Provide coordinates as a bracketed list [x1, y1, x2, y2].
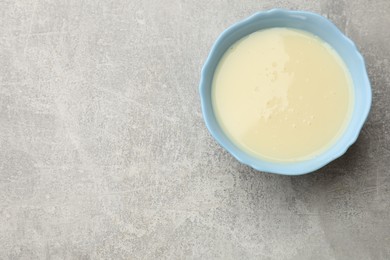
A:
[212, 28, 354, 161]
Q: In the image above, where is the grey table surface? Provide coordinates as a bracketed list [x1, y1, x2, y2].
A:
[1, 0, 390, 259]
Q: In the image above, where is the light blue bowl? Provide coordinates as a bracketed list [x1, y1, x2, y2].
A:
[199, 9, 372, 175]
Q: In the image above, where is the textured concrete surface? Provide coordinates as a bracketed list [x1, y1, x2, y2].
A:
[0, 0, 389, 259]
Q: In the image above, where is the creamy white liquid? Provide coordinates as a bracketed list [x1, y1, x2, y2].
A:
[212, 28, 354, 162]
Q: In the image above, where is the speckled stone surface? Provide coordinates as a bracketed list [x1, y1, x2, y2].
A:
[0, 0, 389, 259]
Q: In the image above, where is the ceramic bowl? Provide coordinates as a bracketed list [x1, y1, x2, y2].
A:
[199, 9, 371, 175]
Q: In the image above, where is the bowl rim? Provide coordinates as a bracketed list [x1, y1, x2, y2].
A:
[199, 9, 372, 175]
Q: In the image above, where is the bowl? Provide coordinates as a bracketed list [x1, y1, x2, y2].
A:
[199, 9, 371, 175]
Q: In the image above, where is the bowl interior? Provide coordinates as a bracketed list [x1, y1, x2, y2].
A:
[200, 9, 371, 175]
